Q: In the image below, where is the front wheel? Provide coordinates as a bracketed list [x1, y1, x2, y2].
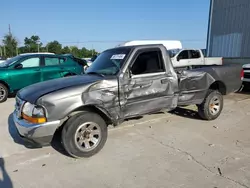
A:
[197, 90, 223, 120]
[0, 83, 8, 103]
[62, 112, 108, 158]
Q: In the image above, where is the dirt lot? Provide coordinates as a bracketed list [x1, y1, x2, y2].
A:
[0, 92, 250, 188]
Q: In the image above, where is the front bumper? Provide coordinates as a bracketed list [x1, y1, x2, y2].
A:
[13, 111, 61, 147]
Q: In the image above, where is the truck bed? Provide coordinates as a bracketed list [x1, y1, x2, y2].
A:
[204, 57, 223, 65]
[177, 63, 243, 106]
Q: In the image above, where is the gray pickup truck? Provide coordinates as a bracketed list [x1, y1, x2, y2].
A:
[13, 44, 243, 158]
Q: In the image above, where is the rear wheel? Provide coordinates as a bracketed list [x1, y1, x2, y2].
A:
[62, 112, 108, 158]
[0, 83, 8, 103]
[197, 90, 223, 120]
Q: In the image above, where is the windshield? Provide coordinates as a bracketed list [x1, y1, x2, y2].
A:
[85, 48, 131, 75]
[0, 56, 21, 67]
[167, 49, 182, 58]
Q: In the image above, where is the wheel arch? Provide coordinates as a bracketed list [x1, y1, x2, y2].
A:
[66, 105, 114, 126]
[0, 80, 10, 92]
[209, 81, 226, 95]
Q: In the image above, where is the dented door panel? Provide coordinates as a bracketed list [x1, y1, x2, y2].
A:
[120, 73, 177, 118]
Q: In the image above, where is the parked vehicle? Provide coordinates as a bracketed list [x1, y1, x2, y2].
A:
[170, 49, 223, 68]
[0, 53, 84, 103]
[13, 44, 243, 158]
[242, 63, 250, 88]
[118, 41, 221, 68]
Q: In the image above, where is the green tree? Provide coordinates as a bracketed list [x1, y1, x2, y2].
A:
[69, 46, 81, 57]
[2, 33, 18, 57]
[80, 47, 98, 58]
[24, 35, 42, 53]
[18, 46, 27, 54]
[61, 46, 71, 54]
[46, 40, 62, 54]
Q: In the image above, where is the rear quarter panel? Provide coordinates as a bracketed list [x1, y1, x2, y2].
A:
[178, 64, 242, 105]
[191, 64, 242, 93]
[62, 58, 83, 75]
[197, 64, 243, 94]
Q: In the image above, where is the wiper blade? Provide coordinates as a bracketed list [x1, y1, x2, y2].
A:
[86, 72, 105, 77]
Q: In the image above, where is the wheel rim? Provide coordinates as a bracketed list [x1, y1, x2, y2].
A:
[209, 96, 221, 115]
[74, 122, 102, 152]
[0, 86, 6, 101]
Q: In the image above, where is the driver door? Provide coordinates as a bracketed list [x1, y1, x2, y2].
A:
[9, 57, 42, 91]
[119, 48, 177, 118]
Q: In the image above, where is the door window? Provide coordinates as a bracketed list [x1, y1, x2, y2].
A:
[177, 50, 189, 60]
[21, 57, 40, 68]
[190, 50, 201, 59]
[131, 50, 165, 75]
[44, 57, 61, 66]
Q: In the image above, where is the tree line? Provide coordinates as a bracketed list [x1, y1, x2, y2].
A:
[0, 33, 98, 58]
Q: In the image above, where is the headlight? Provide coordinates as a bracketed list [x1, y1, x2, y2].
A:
[22, 102, 34, 117]
[22, 102, 47, 124]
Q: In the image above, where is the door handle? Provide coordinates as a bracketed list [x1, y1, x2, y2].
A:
[130, 83, 151, 90]
[135, 83, 151, 89]
[34, 69, 41, 72]
[161, 78, 169, 84]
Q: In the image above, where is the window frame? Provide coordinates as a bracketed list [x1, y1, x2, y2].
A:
[128, 48, 166, 78]
[177, 50, 189, 60]
[189, 50, 201, 59]
[18, 56, 41, 68]
[43, 56, 63, 67]
[40, 56, 67, 67]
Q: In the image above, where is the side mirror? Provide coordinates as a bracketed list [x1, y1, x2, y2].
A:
[14, 64, 23, 69]
[177, 56, 180, 61]
[122, 69, 132, 79]
[127, 68, 133, 78]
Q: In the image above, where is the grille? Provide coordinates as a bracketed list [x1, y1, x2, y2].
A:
[244, 72, 250, 79]
[15, 97, 25, 118]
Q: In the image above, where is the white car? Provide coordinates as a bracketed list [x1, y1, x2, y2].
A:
[170, 49, 223, 68]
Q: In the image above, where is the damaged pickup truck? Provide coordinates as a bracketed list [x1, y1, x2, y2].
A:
[13, 44, 243, 158]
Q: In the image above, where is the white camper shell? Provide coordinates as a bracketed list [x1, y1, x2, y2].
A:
[117, 40, 182, 50]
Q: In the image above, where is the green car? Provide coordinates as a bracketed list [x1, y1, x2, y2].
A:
[0, 53, 85, 103]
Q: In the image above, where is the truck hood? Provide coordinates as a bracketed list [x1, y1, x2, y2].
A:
[18, 74, 103, 103]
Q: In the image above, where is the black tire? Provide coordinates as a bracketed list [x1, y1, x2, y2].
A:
[0, 83, 8, 103]
[61, 111, 108, 158]
[197, 89, 223, 120]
